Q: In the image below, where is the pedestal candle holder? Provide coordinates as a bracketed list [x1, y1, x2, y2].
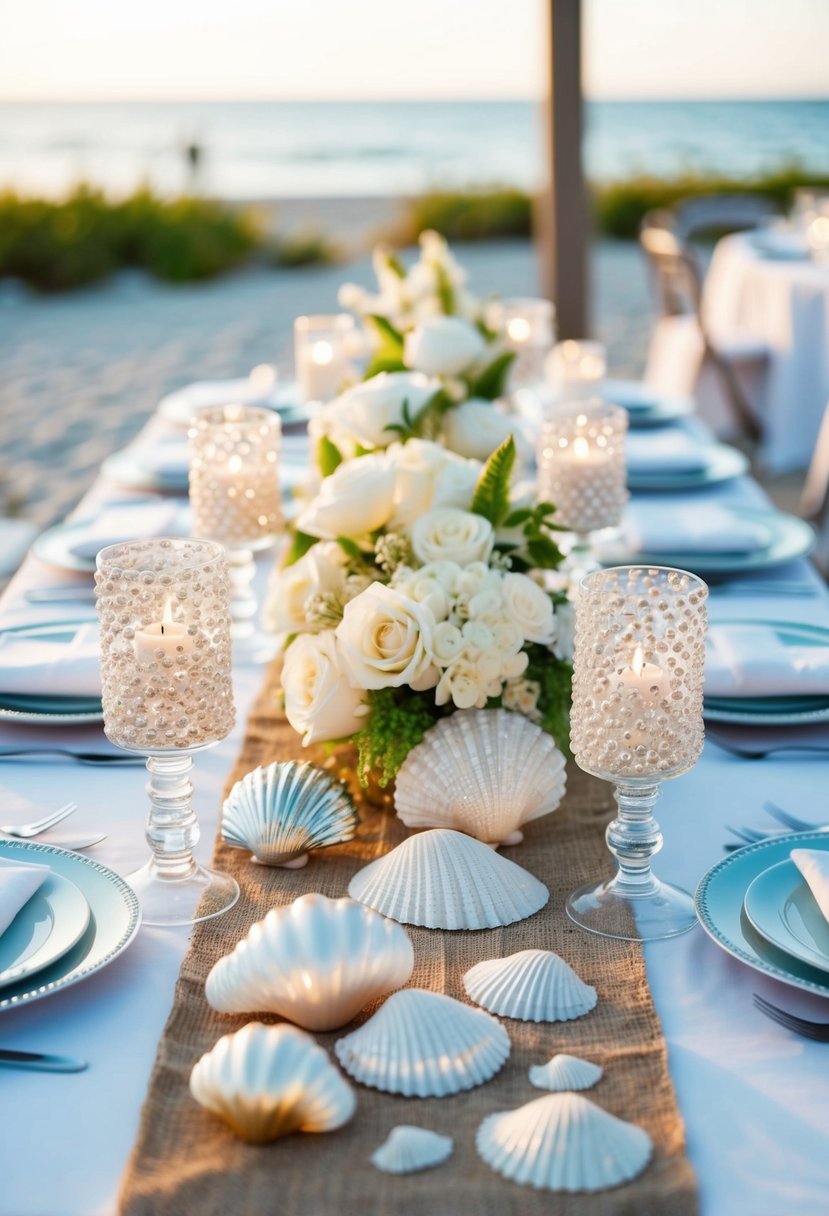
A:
[567, 565, 708, 941]
[188, 403, 283, 664]
[544, 339, 607, 405]
[95, 538, 239, 926]
[489, 297, 556, 393]
[294, 314, 356, 406]
[536, 402, 628, 576]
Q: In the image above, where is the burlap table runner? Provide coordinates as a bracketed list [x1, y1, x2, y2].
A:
[119, 663, 698, 1216]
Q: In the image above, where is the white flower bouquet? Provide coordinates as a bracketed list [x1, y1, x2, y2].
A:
[266, 435, 572, 788]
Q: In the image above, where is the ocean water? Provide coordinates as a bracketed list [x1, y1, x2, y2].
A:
[1, 99, 828, 199]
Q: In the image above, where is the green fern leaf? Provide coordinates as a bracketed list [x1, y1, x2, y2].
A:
[470, 435, 516, 526]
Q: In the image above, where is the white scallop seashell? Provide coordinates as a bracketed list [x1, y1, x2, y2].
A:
[463, 949, 597, 1022]
[394, 708, 567, 846]
[347, 829, 548, 930]
[221, 760, 357, 867]
[477, 1092, 652, 1192]
[371, 1125, 454, 1174]
[528, 1053, 603, 1093]
[335, 988, 510, 1097]
[190, 1022, 356, 1144]
[205, 892, 414, 1032]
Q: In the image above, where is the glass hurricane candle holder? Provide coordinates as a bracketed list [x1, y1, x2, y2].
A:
[544, 339, 607, 405]
[294, 314, 356, 406]
[489, 297, 556, 388]
[188, 403, 283, 664]
[536, 402, 628, 576]
[95, 538, 239, 927]
[567, 565, 708, 941]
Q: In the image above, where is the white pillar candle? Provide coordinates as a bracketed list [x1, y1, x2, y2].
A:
[294, 315, 355, 405]
[619, 645, 668, 701]
[134, 599, 195, 663]
[536, 404, 628, 535]
[544, 339, 606, 402]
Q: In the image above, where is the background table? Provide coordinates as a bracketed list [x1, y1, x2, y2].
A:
[703, 232, 829, 474]
[1, 419, 829, 1215]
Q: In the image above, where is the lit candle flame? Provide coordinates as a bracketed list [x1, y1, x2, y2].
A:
[161, 598, 174, 636]
[312, 340, 334, 366]
[572, 436, 591, 460]
[631, 645, 644, 675]
[507, 317, 532, 343]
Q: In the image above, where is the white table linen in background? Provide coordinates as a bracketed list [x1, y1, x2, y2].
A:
[0, 415, 828, 1216]
[705, 620, 829, 697]
[703, 232, 829, 473]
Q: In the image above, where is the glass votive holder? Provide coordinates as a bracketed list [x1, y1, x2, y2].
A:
[294, 314, 356, 406]
[807, 203, 829, 265]
[188, 403, 283, 664]
[95, 537, 239, 927]
[488, 296, 556, 389]
[536, 401, 628, 574]
[567, 564, 708, 942]
[544, 339, 607, 404]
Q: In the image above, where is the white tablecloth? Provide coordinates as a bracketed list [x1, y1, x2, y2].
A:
[1, 423, 829, 1215]
[703, 232, 829, 473]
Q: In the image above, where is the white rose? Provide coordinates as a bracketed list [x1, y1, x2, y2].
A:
[435, 656, 489, 710]
[432, 621, 464, 665]
[295, 453, 396, 542]
[324, 371, 439, 451]
[411, 508, 494, 566]
[282, 632, 367, 745]
[501, 573, 556, 645]
[336, 582, 437, 690]
[403, 316, 487, 377]
[264, 541, 347, 634]
[441, 399, 517, 462]
[394, 572, 451, 622]
[386, 440, 481, 530]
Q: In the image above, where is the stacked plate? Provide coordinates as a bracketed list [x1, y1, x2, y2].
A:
[602, 380, 695, 428]
[157, 374, 310, 429]
[0, 621, 103, 724]
[0, 840, 140, 1011]
[704, 621, 829, 727]
[696, 832, 829, 998]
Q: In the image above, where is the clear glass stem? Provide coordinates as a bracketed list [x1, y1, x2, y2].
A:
[563, 532, 601, 581]
[144, 751, 200, 880]
[227, 547, 257, 642]
[605, 781, 664, 898]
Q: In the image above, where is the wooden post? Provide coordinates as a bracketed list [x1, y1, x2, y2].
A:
[537, 0, 588, 338]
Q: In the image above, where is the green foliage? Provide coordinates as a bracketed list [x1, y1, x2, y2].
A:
[468, 351, 516, 400]
[364, 315, 407, 378]
[389, 187, 533, 245]
[525, 648, 573, 756]
[268, 229, 339, 268]
[283, 530, 318, 567]
[316, 435, 343, 478]
[383, 389, 452, 442]
[470, 436, 516, 526]
[335, 536, 365, 564]
[354, 688, 438, 787]
[503, 502, 566, 572]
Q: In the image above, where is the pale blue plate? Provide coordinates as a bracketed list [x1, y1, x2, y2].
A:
[628, 444, 749, 491]
[603, 380, 695, 428]
[695, 831, 829, 997]
[744, 858, 829, 976]
[704, 620, 829, 725]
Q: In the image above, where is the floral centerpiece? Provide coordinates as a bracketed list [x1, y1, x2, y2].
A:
[265, 435, 572, 788]
[309, 231, 524, 468]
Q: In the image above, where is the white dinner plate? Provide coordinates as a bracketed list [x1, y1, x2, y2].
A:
[102, 443, 309, 499]
[695, 831, 829, 998]
[0, 871, 90, 990]
[704, 620, 829, 725]
[32, 505, 191, 574]
[0, 622, 103, 725]
[744, 858, 829, 976]
[628, 443, 749, 491]
[0, 840, 140, 1011]
[157, 376, 310, 428]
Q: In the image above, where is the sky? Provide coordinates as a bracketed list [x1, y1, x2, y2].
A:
[1, 0, 828, 102]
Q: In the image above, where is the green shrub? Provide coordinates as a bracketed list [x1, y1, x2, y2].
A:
[268, 230, 339, 268]
[389, 187, 532, 246]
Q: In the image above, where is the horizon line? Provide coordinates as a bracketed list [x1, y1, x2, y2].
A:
[3, 92, 829, 105]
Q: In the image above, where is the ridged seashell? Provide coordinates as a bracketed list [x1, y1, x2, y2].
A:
[205, 893, 414, 1032]
[221, 761, 357, 867]
[371, 1126, 454, 1174]
[529, 1054, 603, 1093]
[335, 988, 510, 1097]
[476, 1092, 652, 1192]
[463, 950, 597, 1022]
[347, 829, 548, 930]
[394, 708, 567, 846]
[190, 1022, 356, 1144]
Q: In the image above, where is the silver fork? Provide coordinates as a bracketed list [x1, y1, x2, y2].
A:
[762, 801, 817, 832]
[724, 802, 827, 850]
[753, 994, 829, 1041]
[0, 801, 78, 838]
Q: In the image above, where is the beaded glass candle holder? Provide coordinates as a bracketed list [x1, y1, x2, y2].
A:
[188, 403, 283, 664]
[489, 297, 556, 389]
[543, 339, 607, 404]
[294, 314, 356, 406]
[567, 565, 708, 941]
[95, 537, 239, 926]
[536, 402, 628, 575]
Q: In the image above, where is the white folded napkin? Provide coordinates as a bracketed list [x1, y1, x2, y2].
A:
[706, 623, 829, 698]
[0, 856, 50, 938]
[791, 849, 829, 926]
[626, 430, 711, 475]
[70, 501, 184, 560]
[623, 504, 771, 555]
[0, 622, 101, 696]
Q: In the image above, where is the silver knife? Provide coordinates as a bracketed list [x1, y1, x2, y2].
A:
[0, 1048, 88, 1072]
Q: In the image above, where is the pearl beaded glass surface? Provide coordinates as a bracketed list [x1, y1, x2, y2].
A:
[294, 313, 356, 405]
[537, 402, 628, 534]
[570, 566, 708, 781]
[96, 538, 235, 752]
[188, 403, 282, 551]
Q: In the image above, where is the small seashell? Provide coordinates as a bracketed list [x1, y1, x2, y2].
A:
[463, 949, 596, 1022]
[190, 1022, 356, 1144]
[221, 760, 357, 867]
[529, 1053, 603, 1093]
[476, 1092, 652, 1192]
[347, 829, 548, 930]
[371, 1125, 454, 1174]
[205, 892, 414, 1032]
[394, 708, 566, 846]
[335, 988, 510, 1097]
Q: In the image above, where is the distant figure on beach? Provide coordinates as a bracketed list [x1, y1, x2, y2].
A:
[183, 136, 205, 194]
